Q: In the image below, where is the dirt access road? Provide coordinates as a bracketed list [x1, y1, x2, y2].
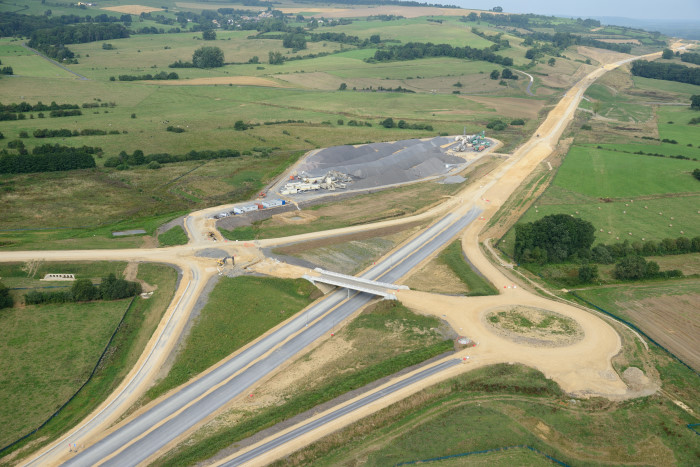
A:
[2, 46, 672, 467]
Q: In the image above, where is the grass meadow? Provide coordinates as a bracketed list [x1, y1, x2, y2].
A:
[499, 145, 700, 252]
[0, 6, 557, 241]
[0, 262, 177, 457]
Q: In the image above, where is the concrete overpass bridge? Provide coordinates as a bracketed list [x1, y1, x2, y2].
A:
[303, 268, 409, 300]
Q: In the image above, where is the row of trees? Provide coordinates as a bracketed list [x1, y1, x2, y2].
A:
[590, 236, 700, 263]
[379, 118, 433, 131]
[24, 274, 141, 305]
[103, 148, 242, 169]
[631, 60, 700, 86]
[370, 42, 514, 66]
[0, 101, 80, 112]
[114, 72, 179, 81]
[32, 128, 120, 138]
[0, 144, 98, 174]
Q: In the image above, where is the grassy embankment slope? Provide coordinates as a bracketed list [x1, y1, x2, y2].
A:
[273, 360, 699, 466]
[0, 262, 177, 460]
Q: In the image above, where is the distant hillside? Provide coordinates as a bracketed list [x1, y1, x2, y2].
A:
[594, 16, 700, 40]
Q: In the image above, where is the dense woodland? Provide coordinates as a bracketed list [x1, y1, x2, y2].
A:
[371, 42, 514, 66]
[631, 60, 700, 86]
[0, 145, 98, 174]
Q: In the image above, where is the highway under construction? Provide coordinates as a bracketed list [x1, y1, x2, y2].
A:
[0, 46, 676, 467]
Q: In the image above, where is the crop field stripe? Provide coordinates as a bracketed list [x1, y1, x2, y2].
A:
[395, 444, 569, 466]
[0, 296, 135, 455]
[568, 291, 699, 377]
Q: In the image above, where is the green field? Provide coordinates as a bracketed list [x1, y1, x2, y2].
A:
[500, 144, 700, 250]
[0, 262, 177, 457]
[551, 146, 699, 198]
[1, 1, 572, 241]
[0, 299, 131, 447]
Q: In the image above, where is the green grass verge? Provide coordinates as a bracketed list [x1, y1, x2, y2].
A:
[439, 240, 498, 296]
[157, 225, 189, 247]
[144, 276, 318, 402]
[0, 263, 177, 461]
[152, 301, 453, 467]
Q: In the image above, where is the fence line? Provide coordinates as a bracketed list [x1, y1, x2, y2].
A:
[0, 296, 136, 456]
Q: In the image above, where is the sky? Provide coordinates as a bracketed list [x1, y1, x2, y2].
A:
[454, 0, 700, 21]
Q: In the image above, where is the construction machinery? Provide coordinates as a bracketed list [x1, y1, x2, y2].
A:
[216, 256, 234, 267]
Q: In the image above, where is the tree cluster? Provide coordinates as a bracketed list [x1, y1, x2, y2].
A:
[691, 95, 700, 110]
[631, 60, 700, 86]
[370, 42, 514, 66]
[24, 274, 141, 305]
[282, 32, 306, 50]
[613, 255, 680, 281]
[0, 282, 12, 310]
[471, 28, 510, 48]
[0, 144, 97, 174]
[514, 214, 595, 263]
[193, 46, 224, 68]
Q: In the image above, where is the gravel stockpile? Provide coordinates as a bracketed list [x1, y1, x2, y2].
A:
[296, 137, 463, 190]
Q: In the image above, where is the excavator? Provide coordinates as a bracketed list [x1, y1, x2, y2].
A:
[216, 256, 234, 267]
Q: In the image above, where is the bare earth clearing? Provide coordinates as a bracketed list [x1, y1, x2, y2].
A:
[616, 293, 700, 370]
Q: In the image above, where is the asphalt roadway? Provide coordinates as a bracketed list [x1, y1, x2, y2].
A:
[62, 207, 481, 466]
[221, 359, 462, 467]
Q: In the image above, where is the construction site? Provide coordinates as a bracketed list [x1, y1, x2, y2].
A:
[274, 134, 496, 197]
[211, 133, 496, 223]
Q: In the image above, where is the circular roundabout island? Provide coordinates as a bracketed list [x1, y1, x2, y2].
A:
[484, 305, 584, 347]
